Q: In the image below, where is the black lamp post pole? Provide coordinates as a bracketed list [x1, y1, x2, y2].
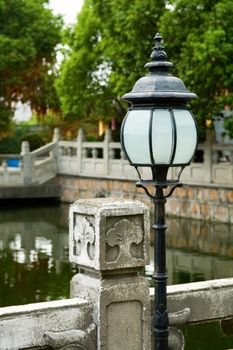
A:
[153, 186, 169, 350]
[136, 179, 182, 349]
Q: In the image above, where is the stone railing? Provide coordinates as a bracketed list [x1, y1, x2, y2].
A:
[173, 132, 233, 185]
[0, 199, 232, 349]
[57, 128, 138, 180]
[1, 128, 233, 187]
[0, 153, 23, 186]
[0, 298, 96, 350]
[0, 132, 58, 186]
[57, 128, 233, 186]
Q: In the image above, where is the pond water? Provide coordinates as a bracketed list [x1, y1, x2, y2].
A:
[0, 201, 232, 349]
[0, 202, 73, 306]
[147, 216, 233, 286]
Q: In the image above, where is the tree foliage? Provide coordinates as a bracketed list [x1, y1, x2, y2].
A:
[160, 0, 233, 131]
[56, 0, 165, 124]
[0, 0, 62, 134]
[57, 0, 233, 136]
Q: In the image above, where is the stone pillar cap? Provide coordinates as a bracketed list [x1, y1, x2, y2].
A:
[69, 198, 150, 273]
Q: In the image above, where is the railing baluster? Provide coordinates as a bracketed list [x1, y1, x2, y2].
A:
[92, 148, 98, 159]
[82, 147, 88, 158]
[67, 147, 72, 157]
[109, 148, 114, 160]
[121, 149, 126, 160]
[212, 150, 219, 164]
[229, 151, 233, 163]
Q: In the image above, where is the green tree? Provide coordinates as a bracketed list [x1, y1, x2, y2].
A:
[160, 0, 233, 133]
[0, 0, 62, 134]
[56, 0, 165, 125]
[57, 0, 233, 137]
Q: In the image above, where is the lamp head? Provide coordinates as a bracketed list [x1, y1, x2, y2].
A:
[120, 33, 198, 184]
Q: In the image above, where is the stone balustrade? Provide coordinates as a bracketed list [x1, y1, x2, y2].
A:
[57, 128, 137, 180]
[57, 129, 233, 186]
[172, 133, 233, 185]
[0, 199, 232, 349]
[2, 128, 233, 221]
[0, 139, 58, 186]
[55, 128, 233, 223]
[0, 298, 95, 350]
[1, 128, 233, 187]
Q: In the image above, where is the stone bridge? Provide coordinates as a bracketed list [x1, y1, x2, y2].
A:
[1, 128, 233, 187]
[1, 128, 233, 222]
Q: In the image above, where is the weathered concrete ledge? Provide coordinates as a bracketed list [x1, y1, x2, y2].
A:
[150, 278, 233, 324]
[0, 298, 91, 349]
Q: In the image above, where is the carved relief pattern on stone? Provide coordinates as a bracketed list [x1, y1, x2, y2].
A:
[106, 218, 143, 263]
[44, 323, 96, 350]
[73, 216, 95, 261]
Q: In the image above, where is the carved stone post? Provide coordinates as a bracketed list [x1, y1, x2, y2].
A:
[53, 128, 60, 142]
[70, 198, 151, 350]
[77, 129, 85, 173]
[20, 141, 32, 185]
[2, 160, 8, 186]
[103, 128, 112, 176]
[52, 128, 60, 171]
[204, 129, 213, 183]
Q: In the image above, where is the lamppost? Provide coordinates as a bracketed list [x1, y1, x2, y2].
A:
[120, 33, 198, 350]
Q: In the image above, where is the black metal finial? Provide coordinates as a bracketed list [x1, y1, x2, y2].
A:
[143, 32, 172, 72]
[150, 33, 167, 62]
[122, 32, 197, 104]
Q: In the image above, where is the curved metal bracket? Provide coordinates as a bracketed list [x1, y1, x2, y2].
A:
[136, 182, 155, 199]
[136, 181, 183, 200]
[165, 182, 183, 198]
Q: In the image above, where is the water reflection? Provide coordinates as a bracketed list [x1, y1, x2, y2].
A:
[146, 217, 233, 286]
[166, 217, 233, 257]
[0, 204, 232, 307]
[166, 217, 233, 284]
[0, 203, 77, 307]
